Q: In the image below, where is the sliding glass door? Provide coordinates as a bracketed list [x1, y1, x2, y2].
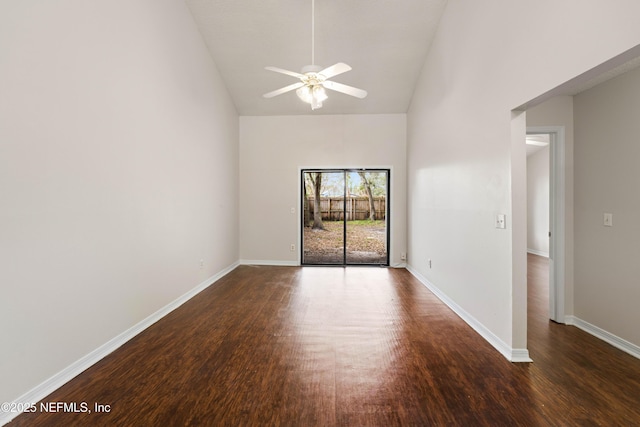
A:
[301, 169, 389, 266]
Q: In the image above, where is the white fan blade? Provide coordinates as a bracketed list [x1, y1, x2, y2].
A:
[265, 66, 305, 79]
[263, 82, 305, 98]
[322, 80, 367, 99]
[318, 62, 352, 79]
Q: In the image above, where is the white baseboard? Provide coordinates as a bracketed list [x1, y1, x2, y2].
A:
[0, 261, 239, 427]
[565, 315, 640, 360]
[406, 264, 532, 363]
[527, 248, 549, 258]
[239, 260, 405, 267]
[390, 262, 407, 268]
[239, 259, 299, 266]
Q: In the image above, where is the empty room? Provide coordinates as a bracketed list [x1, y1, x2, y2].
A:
[2, 1, 640, 425]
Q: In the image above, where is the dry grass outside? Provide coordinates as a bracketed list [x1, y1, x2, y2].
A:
[303, 220, 387, 264]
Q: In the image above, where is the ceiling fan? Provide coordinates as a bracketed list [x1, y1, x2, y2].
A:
[262, 0, 367, 110]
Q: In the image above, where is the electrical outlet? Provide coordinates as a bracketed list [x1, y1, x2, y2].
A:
[290, 244, 295, 252]
[199, 259, 204, 269]
[400, 253, 407, 261]
[496, 214, 506, 229]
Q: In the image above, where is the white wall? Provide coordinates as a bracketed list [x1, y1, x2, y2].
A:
[527, 146, 550, 256]
[574, 66, 640, 347]
[239, 114, 406, 266]
[407, 0, 640, 357]
[0, 0, 239, 404]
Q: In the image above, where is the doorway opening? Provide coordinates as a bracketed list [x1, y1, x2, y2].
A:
[527, 127, 565, 323]
[301, 169, 390, 266]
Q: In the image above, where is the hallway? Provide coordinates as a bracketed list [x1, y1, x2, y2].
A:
[525, 253, 640, 424]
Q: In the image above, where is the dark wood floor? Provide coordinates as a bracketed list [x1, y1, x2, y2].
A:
[9, 255, 640, 426]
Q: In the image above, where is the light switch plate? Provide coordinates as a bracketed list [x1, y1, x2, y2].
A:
[604, 213, 613, 227]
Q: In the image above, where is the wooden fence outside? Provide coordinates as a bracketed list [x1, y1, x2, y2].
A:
[305, 196, 386, 221]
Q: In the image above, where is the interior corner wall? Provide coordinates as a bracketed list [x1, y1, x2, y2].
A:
[573, 66, 640, 348]
[239, 114, 407, 266]
[406, 0, 640, 353]
[0, 0, 239, 404]
[526, 146, 550, 256]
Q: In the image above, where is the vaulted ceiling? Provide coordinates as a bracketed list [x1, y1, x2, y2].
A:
[185, 0, 448, 115]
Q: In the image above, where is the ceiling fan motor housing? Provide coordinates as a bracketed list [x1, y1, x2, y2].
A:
[301, 64, 323, 75]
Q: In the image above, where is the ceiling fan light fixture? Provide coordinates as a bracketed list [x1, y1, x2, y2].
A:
[296, 85, 310, 102]
[296, 84, 327, 110]
[313, 85, 327, 100]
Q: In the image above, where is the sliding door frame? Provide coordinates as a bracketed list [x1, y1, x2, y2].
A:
[300, 168, 390, 266]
